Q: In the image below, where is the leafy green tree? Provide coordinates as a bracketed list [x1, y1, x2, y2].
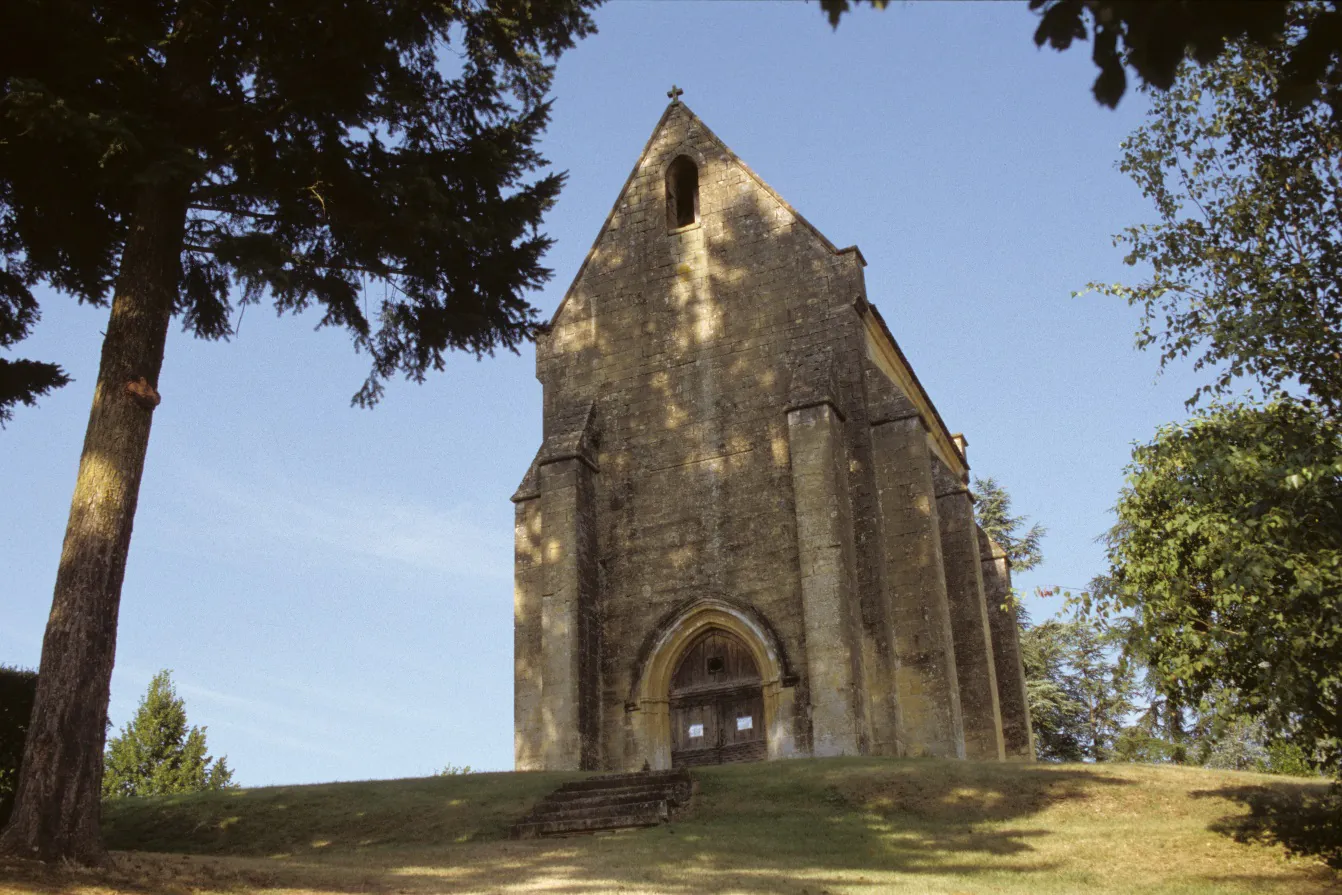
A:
[972, 476, 1045, 573]
[102, 671, 234, 799]
[1104, 578, 1324, 774]
[1101, 399, 1342, 775]
[1088, 19, 1342, 416]
[0, 0, 596, 863]
[1143, 689, 1320, 775]
[821, 1, 1342, 112]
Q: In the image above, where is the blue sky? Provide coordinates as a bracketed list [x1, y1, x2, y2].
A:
[1, 2, 1209, 785]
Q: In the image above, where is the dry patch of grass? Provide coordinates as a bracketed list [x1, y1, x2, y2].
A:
[0, 759, 1337, 895]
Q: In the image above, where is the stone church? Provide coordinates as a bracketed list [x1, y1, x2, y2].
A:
[513, 95, 1033, 771]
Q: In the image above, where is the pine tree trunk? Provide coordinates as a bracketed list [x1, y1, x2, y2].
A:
[0, 182, 188, 864]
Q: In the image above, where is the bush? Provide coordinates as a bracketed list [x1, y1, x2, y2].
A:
[0, 665, 38, 825]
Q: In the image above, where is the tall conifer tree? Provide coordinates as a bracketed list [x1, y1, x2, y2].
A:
[0, 0, 597, 862]
[102, 671, 234, 799]
[972, 476, 1045, 574]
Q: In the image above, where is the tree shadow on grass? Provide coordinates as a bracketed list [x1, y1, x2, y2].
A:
[0, 759, 1138, 894]
[1191, 779, 1342, 869]
[96, 771, 584, 859]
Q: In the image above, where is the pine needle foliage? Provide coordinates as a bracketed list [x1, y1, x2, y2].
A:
[971, 476, 1045, 573]
[1019, 618, 1141, 762]
[0, 0, 600, 415]
[103, 670, 234, 799]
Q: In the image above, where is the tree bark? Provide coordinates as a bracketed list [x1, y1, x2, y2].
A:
[0, 182, 188, 864]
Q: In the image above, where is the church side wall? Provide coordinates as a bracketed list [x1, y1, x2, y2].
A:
[867, 406, 964, 759]
[978, 527, 1035, 761]
[934, 460, 1006, 761]
[835, 339, 901, 757]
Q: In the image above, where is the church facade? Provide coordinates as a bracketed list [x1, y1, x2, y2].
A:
[512, 98, 1033, 771]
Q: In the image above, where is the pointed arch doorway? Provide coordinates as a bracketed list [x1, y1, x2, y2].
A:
[669, 628, 767, 767]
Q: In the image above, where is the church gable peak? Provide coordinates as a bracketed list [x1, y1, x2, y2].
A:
[546, 99, 865, 331]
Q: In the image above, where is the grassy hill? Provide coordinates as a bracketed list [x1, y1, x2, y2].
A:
[1, 758, 1338, 894]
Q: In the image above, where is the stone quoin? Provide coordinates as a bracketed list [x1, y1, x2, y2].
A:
[512, 97, 1034, 770]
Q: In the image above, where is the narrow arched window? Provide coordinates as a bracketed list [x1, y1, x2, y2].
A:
[666, 156, 698, 229]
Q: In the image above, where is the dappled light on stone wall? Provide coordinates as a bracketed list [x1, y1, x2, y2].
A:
[511, 99, 1033, 773]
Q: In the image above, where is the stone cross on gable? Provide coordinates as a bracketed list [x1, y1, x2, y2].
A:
[667, 85, 684, 105]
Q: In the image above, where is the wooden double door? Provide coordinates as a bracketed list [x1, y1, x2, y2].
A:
[669, 629, 767, 768]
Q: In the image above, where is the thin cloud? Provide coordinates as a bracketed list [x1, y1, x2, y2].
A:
[175, 680, 347, 740]
[147, 465, 511, 581]
[106, 672, 356, 770]
[212, 718, 354, 762]
[258, 675, 446, 728]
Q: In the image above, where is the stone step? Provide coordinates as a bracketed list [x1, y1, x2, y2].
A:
[510, 769, 695, 839]
[554, 769, 690, 794]
[544, 782, 691, 805]
[527, 798, 670, 822]
[539, 788, 687, 810]
[512, 811, 666, 839]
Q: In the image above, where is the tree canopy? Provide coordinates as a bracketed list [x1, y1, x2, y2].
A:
[102, 670, 234, 799]
[1101, 399, 1342, 773]
[1075, 4, 1341, 779]
[1088, 20, 1342, 416]
[1019, 617, 1140, 762]
[820, 1, 1342, 113]
[0, 0, 597, 416]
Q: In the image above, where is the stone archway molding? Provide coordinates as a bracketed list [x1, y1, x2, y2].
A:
[630, 599, 797, 769]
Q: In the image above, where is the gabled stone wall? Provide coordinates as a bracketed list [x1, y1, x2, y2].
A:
[513, 101, 1031, 771]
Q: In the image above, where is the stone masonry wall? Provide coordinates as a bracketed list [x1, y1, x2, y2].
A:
[515, 100, 1013, 770]
[934, 459, 1005, 761]
[535, 102, 873, 769]
[787, 401, 864, 756]
[978, 527, 1035, 760]
[513, 494, 544, 769]
[866, 369, 964, 757]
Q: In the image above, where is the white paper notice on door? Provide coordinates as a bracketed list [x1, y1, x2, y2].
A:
[736, 715, 753, 731]
[688, 723, 704, 738]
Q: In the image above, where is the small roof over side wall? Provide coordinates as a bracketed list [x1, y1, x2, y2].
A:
[860, 301, 969, 481]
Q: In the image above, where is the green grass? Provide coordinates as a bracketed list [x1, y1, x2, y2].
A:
[99, 769, 583, 857]
[1, 758, 1338, 894]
